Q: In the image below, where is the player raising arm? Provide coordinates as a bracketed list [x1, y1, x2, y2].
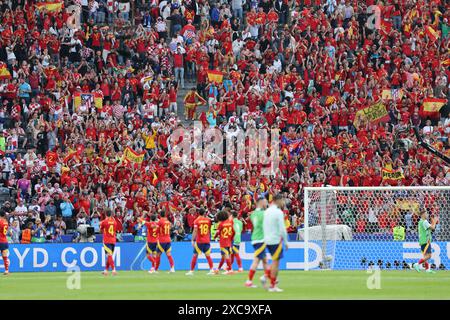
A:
[263, 194, 288, 292]
[245, 197, 269, 288]
[231, 211, 243, 272]
[413, 208, 439, 273]
[0, 210, 10, 275]
[138, 213, 160, 274]
[186, 208, 215, 276]
[156, 210, 175, 273]
[100, 209, 119, 276]
[214, 211, 235, 275]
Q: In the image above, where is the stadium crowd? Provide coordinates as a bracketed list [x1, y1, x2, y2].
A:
[0, 0, 449, 243]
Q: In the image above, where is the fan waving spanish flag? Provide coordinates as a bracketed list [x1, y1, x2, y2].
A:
[35, 1, 64, 12]
[420, 97, 447, 119]
[207, 70, 223, 83]
[0, 62, 11, 80]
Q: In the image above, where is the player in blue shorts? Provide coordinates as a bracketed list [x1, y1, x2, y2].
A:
[245, 197, 269, 288]
[263, 194, 288, 292]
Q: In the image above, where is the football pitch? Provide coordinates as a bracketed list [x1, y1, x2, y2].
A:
[1, 270, 450, 300]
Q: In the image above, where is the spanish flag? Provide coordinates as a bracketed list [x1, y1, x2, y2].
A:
[36, 2, 63, 12]
[425, 25, 439, 42]
[63, 149, 77, 163]
[207, 70, 223, 83]
[0, 62, 11, 80]
[420, 97, 447, 118]
[381, 166, 405, 181]
[122, 147, 145, 164]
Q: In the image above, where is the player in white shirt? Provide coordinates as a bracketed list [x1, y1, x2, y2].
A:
[263, 194, 288, 292]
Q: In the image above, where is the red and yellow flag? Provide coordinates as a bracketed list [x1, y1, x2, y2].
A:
[353, 102, 389, 128]
[207, 70, 223, 83]
[425, 25, 440, 42]
[419, 97, 447, 119]
[36, 2, 63, 12]
[423, 98, 446, 112]
[122, 147, 145, 164]
[381, 166, 405, 181]
[63, 149, 77, 163]
[0, 62, 11, 80]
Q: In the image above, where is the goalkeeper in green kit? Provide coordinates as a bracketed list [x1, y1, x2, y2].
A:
[231, 211, 244, 272]
[413, 208, 439, 273]
[245, 197, 270, 288]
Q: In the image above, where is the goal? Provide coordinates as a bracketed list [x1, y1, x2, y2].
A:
[302, 187, 450, 271]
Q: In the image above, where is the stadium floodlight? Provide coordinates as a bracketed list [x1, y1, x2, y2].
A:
[302, 186, 450, 271]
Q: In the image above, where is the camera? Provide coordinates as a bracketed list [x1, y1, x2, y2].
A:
[75, 224, 95, 242]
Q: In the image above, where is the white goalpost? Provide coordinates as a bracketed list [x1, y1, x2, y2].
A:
[302, 186, 450, 271]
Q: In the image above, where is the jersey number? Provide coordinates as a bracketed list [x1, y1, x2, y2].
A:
[199, 224, 209, 235]
[164, 224, 170, 235]
[108, 225, 114, 236]
[2, 226, 6, 236]
[221, 227, 232, 238]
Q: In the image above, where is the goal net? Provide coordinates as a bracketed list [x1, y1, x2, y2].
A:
[302, 187, 450, 271]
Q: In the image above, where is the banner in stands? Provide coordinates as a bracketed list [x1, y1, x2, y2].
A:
[353, 102, 389, 128]
[1, 242, 449, 272]
[73, 92, 103, 111]
[381, 167, 405, 180]
[122, 147, 145, 164]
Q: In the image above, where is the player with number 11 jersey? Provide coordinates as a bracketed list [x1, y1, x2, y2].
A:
[156, 211, 175, 272]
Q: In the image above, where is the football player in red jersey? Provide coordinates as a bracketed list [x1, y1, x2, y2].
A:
[100, 209, 119, 276]
[216, 208, 234, 271]
[214, 211, 235, 275]
[156, 210, 175, 273]
[138, 213, 159, 274]
[186, 208, 215, 276]
[0, 210, 10, 275]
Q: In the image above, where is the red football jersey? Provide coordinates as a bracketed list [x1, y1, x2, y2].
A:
[100, 217, 118, 244]
[194, 216, 211, 244]
[216, 220, 234, 247]
[145, 221, 159, 243]
[158, 218, 172, 243]
[0, 219, 8, 243]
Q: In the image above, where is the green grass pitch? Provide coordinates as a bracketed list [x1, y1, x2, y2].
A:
[1, 270, 450, 299]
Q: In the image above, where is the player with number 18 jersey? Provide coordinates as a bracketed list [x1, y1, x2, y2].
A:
[186, 209, 215, 275]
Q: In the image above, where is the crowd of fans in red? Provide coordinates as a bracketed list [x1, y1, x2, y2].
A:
[0, 0, 448, 242]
